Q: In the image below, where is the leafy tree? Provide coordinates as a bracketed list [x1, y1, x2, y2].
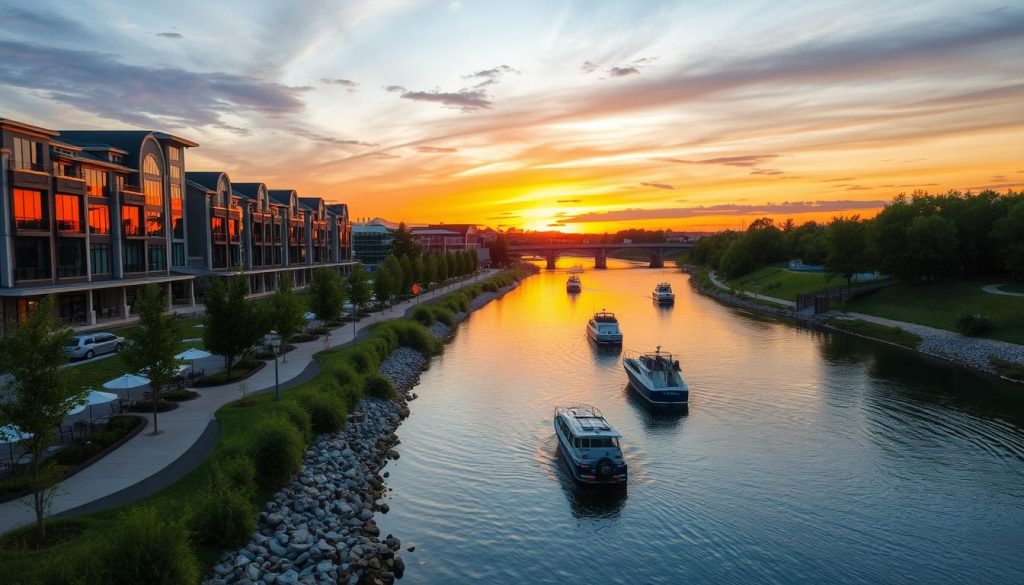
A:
[825, 217, 870, 285]
[376, 257, 400, 307]
[347, 262, 372, 315]
[906, 214, 959, 281]
[121, 284, 182, 434]
[992, 198, 1024, 277]
[487, 234, 511, 266]
[436, 252, 450, 283]
[308, 267, 345, 324]
[0, 296, 85, 541]
[399, 254, 415, 295]
[424, 254, 439, 288]
[267, 273, 305, 363]
[390, 222, 421, 259]
[413, 255, 426, 286]
[204, 274, 265, 377]
[445, 252, 457, 279]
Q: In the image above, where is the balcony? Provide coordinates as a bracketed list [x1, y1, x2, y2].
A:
[119, 182, 143, 195]
[11, 161, 50, 189]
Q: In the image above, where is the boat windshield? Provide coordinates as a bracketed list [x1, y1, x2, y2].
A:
[593, 312, 617, 322]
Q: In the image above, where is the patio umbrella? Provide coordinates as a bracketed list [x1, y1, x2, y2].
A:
[0, 424, 32, 462]
[175, 348, 212, 375]
[102, 373, 151, 402]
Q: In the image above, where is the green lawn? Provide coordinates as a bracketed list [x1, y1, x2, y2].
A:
[823, 318, 923, 349]
[847, 279, 1024, 345]
[725, 264, 845, 301]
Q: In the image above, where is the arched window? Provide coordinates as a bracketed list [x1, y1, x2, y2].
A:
[143, 154, 160, 176]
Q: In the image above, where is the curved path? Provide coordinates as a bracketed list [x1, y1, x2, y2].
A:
[983, 284, 1024, 297]
[0, 273, 493, 535]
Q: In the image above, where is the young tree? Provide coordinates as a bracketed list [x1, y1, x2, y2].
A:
[0, 296, 85, 541]
[436, 252, 450, 283]
[390, 222, 422, 259]
[374, 260, 396, 309]
[445, 252, 457, 279]
[413, 254, 426, 286]
[268, 273, 306, 363]
[906, 214, 959, 281]
[308, 267, 345, 324]
[380, 255, 402, 303]
[121, 285, 182, 435]
[824, 217, 869, 286]
[992, 197, 1024, 277]
[204, 274, 265, 377]
[488, 234, 510, 266]
[424, 254, 438, 289]
[399, 254, 415, 296]
[347, 263, 372, 336]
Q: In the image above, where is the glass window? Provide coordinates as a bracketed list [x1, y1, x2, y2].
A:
[84, 168, 107, 196]
[144, 178, 162, 206]
[211, 216, 225, 238]
[90, 243, 111, 274]
[148, 245, 166, 271]
[172, 242, 185, 267]
[228, 218, 239, 239]
[122, 205, 142, 236]
[56, 239, 85, 277]
[170, 165, 181, 180]
[13, 189, 46, 230]
[12, 137, 41, 170]
[143, 154, 160, 175]
[145, 211, 164, 237]
[14, 237, 50, 280]
[123, 241, 144, 272]
[55, 194, 82, 232]
[88, 205, 110, 234]
[168, 148, 180, 163]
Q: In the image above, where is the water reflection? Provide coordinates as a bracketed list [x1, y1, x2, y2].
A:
[623, 384, 687, 432]
[588, 341, 622, 365]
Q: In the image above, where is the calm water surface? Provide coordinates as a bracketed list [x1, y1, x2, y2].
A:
[377, 260, 1024, 584]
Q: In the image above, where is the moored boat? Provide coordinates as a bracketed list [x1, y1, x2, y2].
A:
[566, 275, 582, 293]
[623, 346, 688, 407]
[587, 310, 623, 344]
[652, 282, 675, 304]
[553, 405, 627, 485]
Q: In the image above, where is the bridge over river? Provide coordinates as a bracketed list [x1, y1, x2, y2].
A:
[509, 242, 693, 268]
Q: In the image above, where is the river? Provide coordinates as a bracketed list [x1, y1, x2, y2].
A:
[377, 259, 1024, 584]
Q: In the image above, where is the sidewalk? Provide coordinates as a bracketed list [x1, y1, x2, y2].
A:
[708, 270, 795, 308]
[0, 272, 493, 535]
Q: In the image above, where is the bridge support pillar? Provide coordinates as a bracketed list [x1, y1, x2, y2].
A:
[649, 253, 664, 268]
[546, 253, 557, 269]
[595, 250, 607, 269]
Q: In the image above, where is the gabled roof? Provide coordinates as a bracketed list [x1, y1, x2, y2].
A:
[186, 179, 214, 193]
[59, 130, 198, 149]
[268, 189, 296, 206]
[232, 182, 266, 201]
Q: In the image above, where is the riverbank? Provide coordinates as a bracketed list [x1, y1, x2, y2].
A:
[687, 268, 1024, 384]
[201, 280, 526, 585]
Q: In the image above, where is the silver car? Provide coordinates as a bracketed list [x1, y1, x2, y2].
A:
[65, 332, 125, 360]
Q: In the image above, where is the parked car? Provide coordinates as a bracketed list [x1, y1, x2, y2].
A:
[64, 332, 125, 360]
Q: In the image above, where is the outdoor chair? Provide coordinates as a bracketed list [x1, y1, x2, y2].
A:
[57, 424, 75, 442]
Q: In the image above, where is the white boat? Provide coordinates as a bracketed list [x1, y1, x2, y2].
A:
[566, 275, 582, 293]
[568, 264, 584, 274]
[652, 282, 675, 304]
[587, 310, 623, 345]
[623, 347, 689, 407]
[553, 405, 627, 485]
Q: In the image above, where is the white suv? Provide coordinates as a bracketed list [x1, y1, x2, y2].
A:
[65, 332, 125, 360]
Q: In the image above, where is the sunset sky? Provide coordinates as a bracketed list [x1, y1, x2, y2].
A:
[1, 0, 1022, 232]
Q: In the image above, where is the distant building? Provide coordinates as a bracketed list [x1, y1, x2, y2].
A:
[410, 224, 480, 254]
[664, 230, 690, 243]
[351, 221, 394, 267]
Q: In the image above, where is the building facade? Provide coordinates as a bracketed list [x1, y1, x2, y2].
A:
[410, 224, 481, 254]
[351, 221, 394, 267]
[0, 116, 352, 334]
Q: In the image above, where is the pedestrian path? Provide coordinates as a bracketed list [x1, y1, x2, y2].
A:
[983, 284, 1024, 297]
[707, 271, 796, 307]
[0, 273, 492, 535]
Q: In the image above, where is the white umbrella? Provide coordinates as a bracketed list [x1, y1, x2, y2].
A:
[102, 373, 151, 402]
[0, 424, 32, 462]
[175, 348, 212, 361]
[175, 348, 212, 376]
[304, 312, 317, 320]
[67, 389, 119, 420]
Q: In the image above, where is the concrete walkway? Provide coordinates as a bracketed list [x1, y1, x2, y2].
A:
[983, 284, 1024, 297]
[0, 273, 493, 535]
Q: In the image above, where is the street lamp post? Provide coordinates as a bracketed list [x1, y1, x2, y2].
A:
[266, 334, 281, 401]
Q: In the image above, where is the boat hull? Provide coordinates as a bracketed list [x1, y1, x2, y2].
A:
[587, 326, 622, 345]
[652, 293, 675, 304]
[624, 362, 689, 407]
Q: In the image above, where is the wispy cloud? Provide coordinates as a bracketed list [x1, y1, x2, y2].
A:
[400, 89, 491, 111]
[581, 61, 599, 74]
[415, 146, 458, 153]
[562, 200, 889, 223]
[463, 65, 519, 88]
[557, 199, 581, 203]
[288, 126, 377, 147]
[321, 78, 359, 92]
[0, 40, 306, 130]
[156, 32, 183, 39]
[641, 181, 674, 190]
[608, 66, 639, 77]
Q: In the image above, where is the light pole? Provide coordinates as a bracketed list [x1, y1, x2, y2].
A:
[266, 333, 281, 400]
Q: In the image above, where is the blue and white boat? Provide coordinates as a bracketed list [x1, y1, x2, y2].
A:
[652, 282, 675, 304]
[587, 310, 623, 345]
[566, 275, 582, 293]
[623, 347, 689, 407]
[553, 405, 627, 485]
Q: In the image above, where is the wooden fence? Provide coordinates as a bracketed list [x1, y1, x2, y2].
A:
[796, 278, 895, 313]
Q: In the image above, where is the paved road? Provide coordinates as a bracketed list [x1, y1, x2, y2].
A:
[0, 273, 493, 535]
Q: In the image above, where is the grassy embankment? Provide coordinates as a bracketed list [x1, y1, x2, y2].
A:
[846, 279, 1024, 345]
[822, 318, 923, 349]
[997, 284, 1024, 294]
[0, 269, 528, 585]
[723, 263, 845, 301]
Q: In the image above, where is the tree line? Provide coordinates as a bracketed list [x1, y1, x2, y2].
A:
[690, 190, 1024, 283]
